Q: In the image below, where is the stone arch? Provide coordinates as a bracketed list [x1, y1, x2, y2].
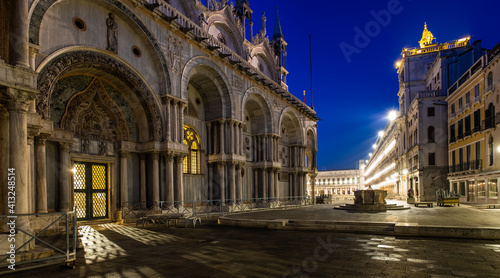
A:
[241, 87, 273, 134]
[250, 48, 276, 80]
[278, 107, 303, 145]
[206, 11, 245, 56]
[37, 49, 163, 142]
[29, 0, 171, 95]
[181, 56, 233, 120]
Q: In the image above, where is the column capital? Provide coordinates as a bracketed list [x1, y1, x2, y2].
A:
[118, 150, 129, 157]
[150, 151, 160, 160]
[35, 134, 50, 145]
[59, 141, 71, 152]
[5, 88, 33, 112]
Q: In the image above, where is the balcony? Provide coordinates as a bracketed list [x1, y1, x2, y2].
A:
[483, 117, 495, 130]
[457, 133, 464, 140]
[450, 137, 456, 144]
[473, 125, 481, 133]
[449, 160, 482, 173]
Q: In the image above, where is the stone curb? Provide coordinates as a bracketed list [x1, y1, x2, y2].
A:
[218, 216, 500, 239]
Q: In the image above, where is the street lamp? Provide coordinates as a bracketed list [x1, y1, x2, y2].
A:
[388, 110, 397, 122]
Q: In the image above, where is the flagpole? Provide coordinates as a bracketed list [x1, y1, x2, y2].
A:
[309, 34, 314, 110]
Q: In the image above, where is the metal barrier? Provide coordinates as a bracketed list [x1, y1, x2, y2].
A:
[0, 211, 77, 274]
[122, 197, 312, 223]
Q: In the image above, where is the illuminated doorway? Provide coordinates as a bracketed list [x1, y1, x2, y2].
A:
[73, 162, 109, 220]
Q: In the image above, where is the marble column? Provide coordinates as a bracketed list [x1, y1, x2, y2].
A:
[229, 162, 236, 202]
[218, 162, 225, 202]
[239, 124, 243, 155]
[174, 156, 184, 205]
[0, 108, 9, 216]
[27, 134, 34, 213]
[268, 168, 274, 198]
[172, 101, 178, 142]
[59, 142, 71, 212]
[166, 155, 174, 206]
[119, 151, 128, 208]
[236, 164, 242, 201]
[140, 154, 146, 204]
[219, 120, 225, 154]
[274, 169, 279, 199]
[151, 152, 160, 204]
[253, 168, 259, 199]
[207, 122, 212, 155]
[178, 104, 185, 143]
[261, 168, 267, 199]
[7, 95, 30, 219]
[13, 0, 29, 67]
[165, 98, 171, 141]
[208, 163, 213, 201]
[35, 136, 48, 213]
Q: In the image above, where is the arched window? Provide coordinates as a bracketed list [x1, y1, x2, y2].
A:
[489, 136, 494, 166]
[183, 125, 201, 174]
[428, 126, 435, 143]
[487, 72, 493, 89]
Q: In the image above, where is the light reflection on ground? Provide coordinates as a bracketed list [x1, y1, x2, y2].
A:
[99, 223, 183, 246]
[79, 225, 127, 264]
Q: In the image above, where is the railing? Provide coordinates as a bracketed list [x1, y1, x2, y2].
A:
[144, 0, 316, 118]
[0, 211, 77, 275]
[122, 197, 312, 222]
[449, 160, 482, 173]
[403, 38, 470, 57]
[483, 118, 495, 130]
[417, 90, 444, 99]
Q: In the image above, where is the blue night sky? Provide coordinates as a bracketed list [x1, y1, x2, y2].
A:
[241, 0, 500, 170]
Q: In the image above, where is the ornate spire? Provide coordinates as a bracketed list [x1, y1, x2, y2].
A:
[272, 8, 283, 41]
[419, 22, 436, 48]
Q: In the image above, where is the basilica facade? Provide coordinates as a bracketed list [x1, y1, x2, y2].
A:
[0, 0, 318, 222]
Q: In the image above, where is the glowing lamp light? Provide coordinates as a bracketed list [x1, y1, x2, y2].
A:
[388, 110, 397, 122]
[497, 146, 500, 153]
[72, 167, 77, 174]
[395, 61, 401, 68]
[372, 144, 377, 149]
[402, 169, 408, 175]
[378, 131, 384, 137]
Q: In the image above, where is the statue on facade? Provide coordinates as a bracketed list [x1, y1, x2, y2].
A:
[106, 13, 118, 53]
[260, 12, 266, 36]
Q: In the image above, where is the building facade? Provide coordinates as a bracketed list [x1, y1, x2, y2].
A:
[309, 161, 365, 198]
[447, 45, 500, 204]
[0, 0, 318, 230]
[364, 24, 485, 201]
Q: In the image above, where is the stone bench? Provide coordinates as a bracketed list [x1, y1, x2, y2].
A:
[414, 202, 433, 207]
[136, 213, 201, 228]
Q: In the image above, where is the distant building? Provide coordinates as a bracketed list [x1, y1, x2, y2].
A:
[447, 43, 500, 204]
[308, 160, 365, 197]
[364, 24, 486, 201]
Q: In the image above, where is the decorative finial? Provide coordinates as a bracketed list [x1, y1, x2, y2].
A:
[419, 22, 435, 48]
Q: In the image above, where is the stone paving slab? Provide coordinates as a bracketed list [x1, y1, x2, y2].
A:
[219, 200, 500, 239]
[4, 224, 500, 277]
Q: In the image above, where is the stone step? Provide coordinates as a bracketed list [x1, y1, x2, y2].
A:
[285, 220, 396, 234]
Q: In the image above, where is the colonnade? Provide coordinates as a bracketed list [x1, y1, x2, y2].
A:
[206, 119, 244, 155]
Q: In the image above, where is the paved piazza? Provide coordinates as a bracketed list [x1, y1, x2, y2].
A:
[7, 223, 500, 278]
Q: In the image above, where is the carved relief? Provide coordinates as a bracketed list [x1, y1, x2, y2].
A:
[37, 51, 163, 141]
[232, 75, 243, 90]
[167, 34, 183, 74]
[61, 78, 130, 142]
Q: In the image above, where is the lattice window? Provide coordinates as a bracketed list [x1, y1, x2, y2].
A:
[183, 125, 201, 174]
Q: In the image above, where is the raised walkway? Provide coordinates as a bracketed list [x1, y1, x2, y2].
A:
[218, 200, 500, 239]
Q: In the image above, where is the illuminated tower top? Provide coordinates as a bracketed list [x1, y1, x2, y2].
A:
[419, 23, 436, 48]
